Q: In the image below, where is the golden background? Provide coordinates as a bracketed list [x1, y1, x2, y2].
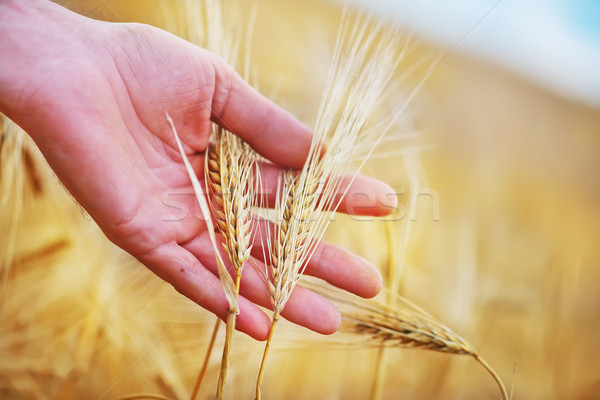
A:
[2, 0, 599, 399]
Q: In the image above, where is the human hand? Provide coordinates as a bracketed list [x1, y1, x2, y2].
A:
[0, 0, 397, 340]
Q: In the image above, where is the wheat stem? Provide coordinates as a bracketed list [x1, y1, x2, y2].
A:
[257, 13, 408, 389]
[370, 346, 388, 400]
[256, 312, 279, 400]
[235, 273, 241, 294]
[207, 128, 254, 399]
[169, 115, 238, 400]
[216, 310, 237, 400]
[370, 217, 398, 400]
[474, 355, 509, 400]
[190, 319, 220, 400]
[215, 272, 243, 400]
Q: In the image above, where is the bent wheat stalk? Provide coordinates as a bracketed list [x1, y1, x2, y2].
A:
[346, 304, 508, 400]
[309, 281, 509, 400]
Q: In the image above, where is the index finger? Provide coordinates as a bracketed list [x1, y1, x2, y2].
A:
[209, 56, 314, 169]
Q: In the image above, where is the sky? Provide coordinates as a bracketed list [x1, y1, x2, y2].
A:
[339, 0, 600, 107]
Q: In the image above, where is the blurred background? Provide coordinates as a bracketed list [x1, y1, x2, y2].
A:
[1, 0, 599, 399]
[346, 0, 600, 108]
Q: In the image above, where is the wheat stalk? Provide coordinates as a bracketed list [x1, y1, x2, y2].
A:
[200, 5, 258, 396]
[255, 12, 411, 399]
[370, 170, 422, 400]
[310, 283, 509, 400]
[161, 2, 258, 398]
[188, 317, 219, 400]
[345, 310, 508, 400]
[168, 114, 248, 400]
[204, 125, 257, 400]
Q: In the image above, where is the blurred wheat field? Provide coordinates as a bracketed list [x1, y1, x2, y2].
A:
[2, 0, 600, 399]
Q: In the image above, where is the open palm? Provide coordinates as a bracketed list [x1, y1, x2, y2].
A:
[1, 1, 393, 340]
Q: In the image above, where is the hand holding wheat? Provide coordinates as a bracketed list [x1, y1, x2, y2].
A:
[0, 0, 395, 339]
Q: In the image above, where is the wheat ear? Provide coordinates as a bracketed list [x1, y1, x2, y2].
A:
[167, 2, 269, 397]
[327, 290, 508, 400]
[167, 114, 238, 313]
[168, 115, 237, 306]
[161, 2, 257, 397]
[256, 12, 411, 398]
[205, 126, 255, 286]
[205, 125, 257, 400]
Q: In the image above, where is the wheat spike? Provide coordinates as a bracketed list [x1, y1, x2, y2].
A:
[261, 10, 409, 327]
[345, 308, 508, 399]
[161, 1, 259, 398]
[200, 8, 257, 395]
[308, 281, 508, 400]
[167, 115, 243, 400]
[205, 125, 255, 285]
[343, 305, 508, 400]
[342, 300, 476, 355]
[204, 125, 257, 400]
[256, 12, 413, 398]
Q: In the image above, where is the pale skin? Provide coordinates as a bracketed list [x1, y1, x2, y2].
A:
[0, 0, 396, 340]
